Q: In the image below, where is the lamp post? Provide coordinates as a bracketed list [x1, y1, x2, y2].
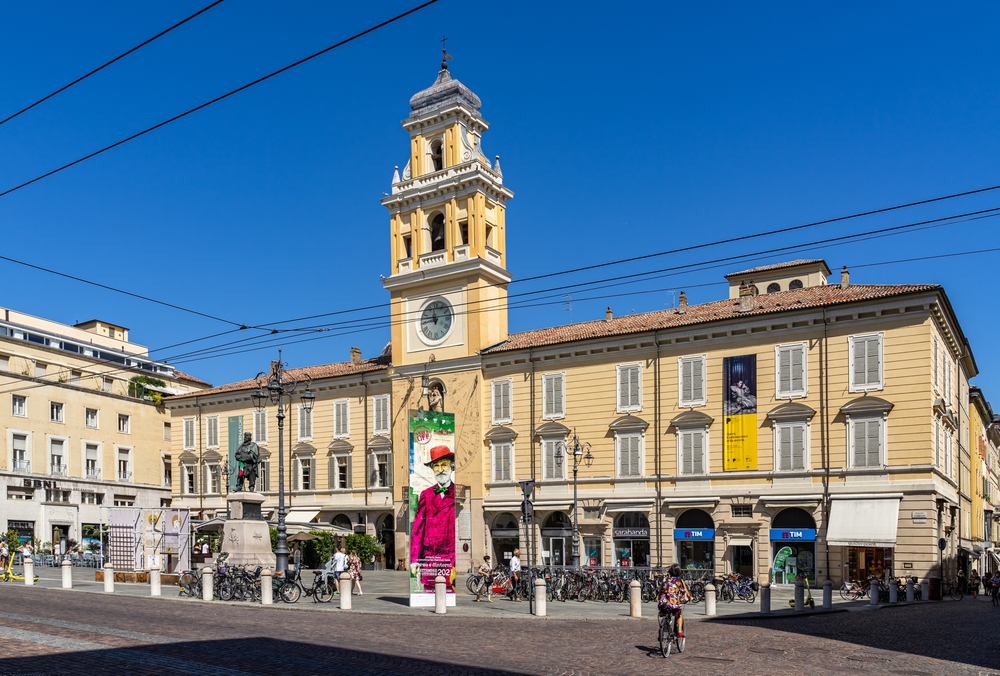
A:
[251, 350, 314, 574]
[555, 428, 593, 568]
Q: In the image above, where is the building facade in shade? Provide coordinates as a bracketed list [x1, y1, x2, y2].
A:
[162, 61, 997, 584]
[0, 307, 208, 548]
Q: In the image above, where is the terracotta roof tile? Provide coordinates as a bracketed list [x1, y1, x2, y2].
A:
[483, 283, 939, 354]
[167, 356, 390, 400]
[725, 259, 829, 278]
[172, 369, 212, 387]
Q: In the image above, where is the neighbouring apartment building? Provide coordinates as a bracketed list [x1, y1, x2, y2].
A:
[160, 61, 998, 584]
[0, 307, 208, 549]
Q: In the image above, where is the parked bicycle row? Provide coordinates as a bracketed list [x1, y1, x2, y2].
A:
[177, 553, 343, 604]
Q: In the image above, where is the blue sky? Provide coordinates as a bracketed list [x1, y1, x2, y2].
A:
[2, 1, 999, 395]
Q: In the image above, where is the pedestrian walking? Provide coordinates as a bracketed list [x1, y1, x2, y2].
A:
[990, 572, 1000, 606]
[509, 549, 522, 601]
[332, 546, 347, 595]
[970, 569, 981, 598]
[20, 542, 33, 573]
[957, 569, 967, 595]
[476, 554, 494, 603]
[348, 550, 363, 595]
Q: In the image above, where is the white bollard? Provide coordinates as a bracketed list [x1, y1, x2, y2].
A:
[435, 575, 447, 614]
[150, 565, 161, 597]
[906, 578, 915, 603]
[704, 583, 717, 616]
[920, 579, 929, 601]
[822, 580, 833, 609]
[535, 578, 547, 617]
[202, 566, 213, 601]
[760, 581, 771, 614]
[261, 568, 273, 605]
[794, 580, 804, 612]
[340, 572, 352, 610]
[889, 580, 899, 604]
[24, 560, 34, 587]
[103, 563, 114, 592]
[870, 581, 880, 606]
[61, 559, 72, 589]
[629, 580, 641, 618]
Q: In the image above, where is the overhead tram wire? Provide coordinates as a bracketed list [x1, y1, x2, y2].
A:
[0, 0, 441, 200]
[0, 0, 226, 128]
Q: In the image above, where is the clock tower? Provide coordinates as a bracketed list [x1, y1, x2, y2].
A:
[381, 56, 513, 366]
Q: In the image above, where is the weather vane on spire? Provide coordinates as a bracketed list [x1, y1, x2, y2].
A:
[441, 35, 453, 70]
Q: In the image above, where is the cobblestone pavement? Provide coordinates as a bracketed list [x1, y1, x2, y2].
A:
[0, 582, 996, 674]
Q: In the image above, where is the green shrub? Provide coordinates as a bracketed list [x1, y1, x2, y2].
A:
[345, 533, 384, 565]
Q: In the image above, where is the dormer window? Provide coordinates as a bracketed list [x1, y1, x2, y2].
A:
[788, 279, 804, 290]
[431, 214, 446, 252]
[767, 283, 781, 293]
[430, 139, 443, 171]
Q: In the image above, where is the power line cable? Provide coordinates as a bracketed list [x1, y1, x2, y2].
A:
[0, 0, 441, 200]
[0, 0, 226, 128]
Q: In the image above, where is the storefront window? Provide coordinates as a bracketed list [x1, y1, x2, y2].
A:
[613, 512, 650, 567]
[675, 509, 715, 578]
[847, 547, 893, 582]
[583, 537, 602, 567]
[540, 512, 572, 567]
[490, 512, 520, 566]
[770, 507, 817, 585]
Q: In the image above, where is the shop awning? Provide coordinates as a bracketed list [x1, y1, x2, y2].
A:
[826, 498, 900, 547]
[284, 509, 320, 524]
[727, 537, 753, 548]
[991, 551, 1000, 568]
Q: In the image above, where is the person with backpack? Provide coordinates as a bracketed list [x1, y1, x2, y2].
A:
[658, 564, 692, 639]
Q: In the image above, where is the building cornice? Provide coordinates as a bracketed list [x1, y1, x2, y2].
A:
[382, 257, 511, 290]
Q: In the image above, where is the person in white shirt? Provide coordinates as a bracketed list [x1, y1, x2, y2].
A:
[509, 549, 522, 601]
[202, 543, 210, 555]
[332, 547, 348, 595]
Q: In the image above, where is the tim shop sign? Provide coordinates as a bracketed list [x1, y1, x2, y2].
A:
[769, 528, 816, 541]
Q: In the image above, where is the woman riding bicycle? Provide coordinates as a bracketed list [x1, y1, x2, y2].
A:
[658, 564, 691, 638]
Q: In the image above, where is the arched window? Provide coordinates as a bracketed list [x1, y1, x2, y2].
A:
[615, 512, 650, 529]
[675, 508, 714, 529]
[767, 282, 781, 293]
[543, 512, 572, 529]
[493, 513, 518, 530]
[430, 140, 443, 171]
[771, 507, 815, 529]
[788, 279, 804, 290]
[430, 214, 446, 252]
[331, 513, 352, 530]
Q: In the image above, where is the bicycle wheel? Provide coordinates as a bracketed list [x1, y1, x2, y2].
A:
[466, 575, 481, 595]
[658, 616, 670, 657]
[178, 572, 198, 597]
[949, 586, 963, 601]
[279, 581, 301, 603]
[316, 580, 335, 603]
[219, 579, 234, 601]
[675, 626, 685, 654]
[745, 590, 756, 604]
[839, 583, 850, 600]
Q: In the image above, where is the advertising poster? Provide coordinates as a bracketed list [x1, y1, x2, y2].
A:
[408, 409, 457, 607]
[723, 354, 758, 470]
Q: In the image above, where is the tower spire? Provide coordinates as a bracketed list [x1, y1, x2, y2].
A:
[440, 35, 453, 70]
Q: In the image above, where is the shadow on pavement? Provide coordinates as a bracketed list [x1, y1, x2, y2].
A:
[376, 595, 409, 606]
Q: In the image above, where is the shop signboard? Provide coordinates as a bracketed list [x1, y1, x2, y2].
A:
[613, 527, 649, 539]
[673, 528, 715, 541]
[408, 409, 457, 607]
[769, 528, 816, 542]
[723, 355, 758, 470]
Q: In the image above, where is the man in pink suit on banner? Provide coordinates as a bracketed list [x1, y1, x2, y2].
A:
[410, 445, 456, 592]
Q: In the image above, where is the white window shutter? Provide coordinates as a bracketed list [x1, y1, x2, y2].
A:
[681, 359, 693, 404]
[865, 338, 880, 387]
[778, 348, 792, 395]
[681, 432, 693, 475]
[779, 426, 792, 470]
[933, 337, 939, 392]
[852, 421, 867, 467]
[866, 419, 881, 466]
[791, 346, 805, 394]
[692, 359, 704, 403]
[494, 382, 504, 422]
[618, 368, 629, 409]
[554, 375, 564, 415]
[852, 338, 866, 387]
[791, 424, 805, 470]
[502, 382, 511, 421]
[629, 367, 640, 408]
[692, 431, 704, 474]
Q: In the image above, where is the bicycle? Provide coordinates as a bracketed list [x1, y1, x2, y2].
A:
[278, 567, 335, 603]
[658, 610, 685, 657]
[944, 579, 964, 601]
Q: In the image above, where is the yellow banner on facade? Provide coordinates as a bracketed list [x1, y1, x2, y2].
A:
[724, 412, 758, 470]
[723, 355, 758, 470]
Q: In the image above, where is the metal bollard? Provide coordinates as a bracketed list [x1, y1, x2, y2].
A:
[760, 581, 771, 614]
[870, 581, 880, 606]
[906, 578, 914, 603]
[794, 580, 804, 612]
[261, 568, 273, 605]
[150, 565, 161, 597]
[435, 575, 447, 614]
[340, 572, 352, 610]
[535, 578, 547, 617]
[822, 579, 833, 609]
[629, 579, 641, 618]
[704, 583, 716, 616]
[889, 580, 899, 604]
[24, 560, 34, 587]
[921, 579, 929, 601]
[61, 559, 72, 589]
[103, 563, 114, 592]
[202, 566, 213, 601]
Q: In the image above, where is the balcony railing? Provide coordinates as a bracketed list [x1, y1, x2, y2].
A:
[50, 464, 68, 477]
[86, 467, 101, 479]
[12, 460, 30, 473]
[418, 250, 447, 269]
[118, 471, 133, 482]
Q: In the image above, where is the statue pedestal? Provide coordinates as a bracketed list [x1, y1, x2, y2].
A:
[220, 492, 275, 568]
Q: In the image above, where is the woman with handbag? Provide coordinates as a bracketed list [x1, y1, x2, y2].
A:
[348, 550, 364, 595]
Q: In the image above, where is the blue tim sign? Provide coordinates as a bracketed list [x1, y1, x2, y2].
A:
[769, 528, 816, 541]
[673, 528, 715, 541]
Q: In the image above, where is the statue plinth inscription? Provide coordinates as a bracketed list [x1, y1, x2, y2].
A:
[220, 491, 275, 568]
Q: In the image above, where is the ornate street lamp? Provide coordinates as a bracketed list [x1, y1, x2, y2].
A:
[554, 428, 593, 568]
[252, 349, 314, 574]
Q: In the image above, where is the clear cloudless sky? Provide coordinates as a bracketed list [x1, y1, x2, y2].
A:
[2, 1, 999, 394]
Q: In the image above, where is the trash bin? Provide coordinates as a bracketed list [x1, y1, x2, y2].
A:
[928, 576, 942, 601]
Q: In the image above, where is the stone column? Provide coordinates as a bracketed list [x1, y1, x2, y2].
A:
[760, 581, 770, 614]
[535, 578, 547, 617]
[24, 560, 34, 586]
[261, 568, 273, 605]
[704, 583, 716, 616]
[61, 559, 72, 589]
[921, 578, 929, 601]
[889, 579, 899, 604]
[794, 580, 805, 611]
[870, 581, 880, 606]
[202, 566, 213, 601]
[822, 580, 833, 609]
[435, 575, 447, 614]
[906, 578, 915, 603]
[340, 573, 353, 610]
[103, 563, 114, 592]
[150, 565, 161, 597]
[629, 580, 641, 618]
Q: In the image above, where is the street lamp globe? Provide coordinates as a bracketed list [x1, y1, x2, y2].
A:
[300, 386, 316, 412]
[251, 387, 268, 412]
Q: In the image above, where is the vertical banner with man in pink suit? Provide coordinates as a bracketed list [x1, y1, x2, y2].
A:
[408, 409, 457, 607]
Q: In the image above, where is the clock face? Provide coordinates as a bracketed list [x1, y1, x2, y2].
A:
[419, 299, 453, 342]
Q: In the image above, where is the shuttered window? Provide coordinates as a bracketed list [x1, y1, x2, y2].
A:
[849, 334, 883, 392]
[493, 442, 512, 482]
[679, 429, 706, 475]
[373, 395, 390, 435]
[617, 364, 642, 412]
[492, 379, 512, 424]
[933, 336, 940, 394]
[299, 457, 312, 490]
[206, 416, 219, 448]
[183, 418, 195, 450]
[775, 344, 807, 398]
[542, 373, 565, 419]
[328, 454, 351, 489]
[298, 405, 313, 441]
[678, 356, 706, 407]
[617, 433, 642, 477]
[333, 399, 349, 438]
[253, 409, 268, 444]
[934, 418, 940, 467]
[850, 417, 883, 468]
[776, 422, 806, 471]
[542, 438, 565, 480]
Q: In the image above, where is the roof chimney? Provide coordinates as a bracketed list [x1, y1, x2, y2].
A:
[350, 346, 362, 364]
[605, 307, 613, 321]
[678, 291, 688, 314]
[739, 281, 755, 313]
[840, 265, 850, 289]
